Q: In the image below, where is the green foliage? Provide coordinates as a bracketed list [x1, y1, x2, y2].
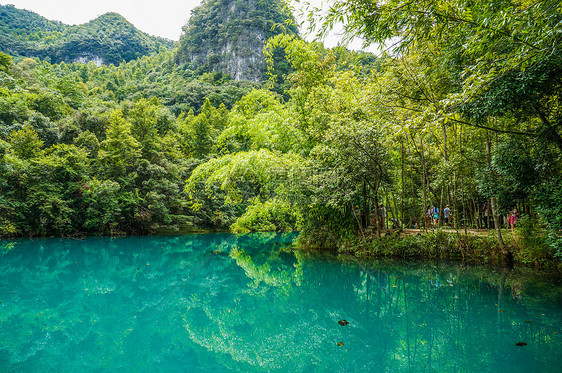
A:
[513, 215, 553, 266]
[98, 110, 141, 180]
[535, 177, 562, 258]
[0, 52, 12, 72]
[82, 178, 122, 233]
[8, 124, 44, 159]
[348, 231, 506, 263]
[231, 198, 302, 233]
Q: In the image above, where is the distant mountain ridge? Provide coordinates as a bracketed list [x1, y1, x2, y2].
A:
[0, 5, 173, 65]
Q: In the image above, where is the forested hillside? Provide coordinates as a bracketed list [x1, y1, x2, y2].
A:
[0, 0, 560, 265]
[0, 5, 173, 65]
[0, 36, 377, 237]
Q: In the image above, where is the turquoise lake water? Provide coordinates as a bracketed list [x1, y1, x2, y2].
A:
[1, 233, 561, 372]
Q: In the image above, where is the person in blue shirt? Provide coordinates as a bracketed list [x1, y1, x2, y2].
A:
[431, 205, 439, 226]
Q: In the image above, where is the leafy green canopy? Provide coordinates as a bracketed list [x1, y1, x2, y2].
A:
[316, 0, 562, 148]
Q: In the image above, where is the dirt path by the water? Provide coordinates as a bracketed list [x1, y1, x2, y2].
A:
[400, 228, 494, 236]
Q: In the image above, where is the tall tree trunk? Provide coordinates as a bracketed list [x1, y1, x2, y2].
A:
[362, 180, 368, 229]
[438, 186, 443, 227]
[459, 125, 468, 235]
[410, 163, 417, 229]
[442, 123, 449, 162]
[374, 194, 380, 238]
[460, 171, 468, 236]
[420, 135, 427, 230]
[486, 133, 505, 251]
[453, 171, 458, 231]
[401, 136, 405, 228]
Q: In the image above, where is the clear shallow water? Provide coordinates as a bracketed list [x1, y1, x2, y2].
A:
[1, 233, 561, 372]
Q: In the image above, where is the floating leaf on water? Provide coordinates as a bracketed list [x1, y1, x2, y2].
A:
[338, 320, 349, 326]
[515, 342, 527, 346]
[337, 342, 344, 346]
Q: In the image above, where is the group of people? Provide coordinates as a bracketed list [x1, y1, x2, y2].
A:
[425, 204, 451, 228]
[482, 203, 519, 232]
[354, 204, 389, 229]
[354, 202, 520, 232]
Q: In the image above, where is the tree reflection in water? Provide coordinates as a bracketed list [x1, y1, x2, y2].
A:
[184, 241, 562, 372]
[1, 234, 561, 372]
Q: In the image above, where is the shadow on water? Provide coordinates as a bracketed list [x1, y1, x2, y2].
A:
[0, 233, 561, 372]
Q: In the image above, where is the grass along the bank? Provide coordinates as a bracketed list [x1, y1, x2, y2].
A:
[338, 227, 560, 269]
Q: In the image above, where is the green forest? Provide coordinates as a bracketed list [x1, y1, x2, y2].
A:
[0, 0, 561, 267]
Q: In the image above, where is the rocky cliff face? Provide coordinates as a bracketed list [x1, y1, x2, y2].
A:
[175, 0, 298, 82]
[73, 55, 104, 67]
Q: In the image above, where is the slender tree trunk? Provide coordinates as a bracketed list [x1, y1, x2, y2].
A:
[442, 123, 449, 230]
[374, 194, 380, 237]
[386, 186, 400, 230]
[453, 171, 458, 231]
[458, 125, 468, 235]
[460, 171, 468, 236]
[442, 123, 449, 162]
[420, 135, 427, 230]
[471, 194, 478, 229]
[362, 181, 368, 229]
[486, 133, 505, 250]
[401, 136, 405, 228]
[439, 186, 444, 228]
[410, 163, 417, 229]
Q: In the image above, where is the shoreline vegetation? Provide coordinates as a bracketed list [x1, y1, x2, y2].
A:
[298, 226, 562, 272]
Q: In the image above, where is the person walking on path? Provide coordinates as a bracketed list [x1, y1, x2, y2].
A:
[431, 205, 439, 227]
[510, 208, 518, 233]
[379, 204, 387, 229]
[443, 204, 450, 227]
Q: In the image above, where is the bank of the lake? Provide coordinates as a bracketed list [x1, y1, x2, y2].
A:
[298, 227, 562, 271]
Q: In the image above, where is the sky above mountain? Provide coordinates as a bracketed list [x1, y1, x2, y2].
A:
[0, 0, 378, 52]
[1, 0, 197, 40]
